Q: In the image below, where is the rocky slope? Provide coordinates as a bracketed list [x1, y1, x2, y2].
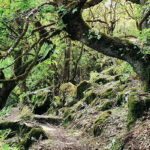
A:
[0, 59, 150, 150]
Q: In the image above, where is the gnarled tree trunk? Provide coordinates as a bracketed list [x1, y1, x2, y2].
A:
[59, 0, 150, 90]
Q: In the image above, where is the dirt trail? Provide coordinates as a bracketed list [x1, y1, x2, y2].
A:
[2, 107, 92, 150]
[32, 123, 92, 150]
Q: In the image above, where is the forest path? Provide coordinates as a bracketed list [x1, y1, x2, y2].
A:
[2, 107, 92, 150]
[31, 123, 92, 150]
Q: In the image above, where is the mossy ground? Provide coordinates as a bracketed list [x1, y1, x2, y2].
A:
[1, 64, 150, 150]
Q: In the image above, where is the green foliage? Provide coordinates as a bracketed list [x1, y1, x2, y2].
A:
[0, 107, 11, 117]
[0, 129, 18, 150]
[114, 61, 136, 77]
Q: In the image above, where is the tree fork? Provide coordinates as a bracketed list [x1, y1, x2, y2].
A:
[59, 0, 150, 90]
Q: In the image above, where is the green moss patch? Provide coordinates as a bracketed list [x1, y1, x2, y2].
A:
[100, 100, 114, 111]
[90, 111, 111, 137]
[116, 90, 129, 106]
[76, 80, 92, 99]
[59, 82, 77, 107]
[90, 72, 114, 84]
[127, 93, 150, 130]
[0, 121, 32, 134]
[33, 93, 51, 115]
[106, 137, 124, 150]
[74, 101, 86, 111]
[100, 87, 116, 99]
[83, 92, 97, 105]
[19, 128, 47, 150]
[17, 106, 32, 120]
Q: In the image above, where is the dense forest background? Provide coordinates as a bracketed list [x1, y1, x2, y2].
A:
[0, 0, 150, 149]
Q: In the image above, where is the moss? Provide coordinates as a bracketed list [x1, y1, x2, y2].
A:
[90, 72, 114, 84]
[74, 101, 86, 111]
[77, 113, 82, 119]
[76, 80, 92, 99]
[90, 97, 100, 107]
[101, 66, 115, 75]
[33, 93, 51, 115]
[100, 101, 114, 111]
[90, 111, 111, 137]
[118, 85, 126, 91]
[66, 97, 77, 107]
[127, 94, 145, 130]
[60, 82, 76, 97]
[63, 113, 74, 127]
[107, 137, 124, 150]
[19, 128, 47, 150]
[17, 106, 32, 120]
[59, 82, 77, 107]
[100, 87, 116, 99]
[64, 114, 74, 122]
[64, 108, 73, 118]
[116, 90, 129, 106]
[83, 92, 97, 105]
[0, 121, 32, 134]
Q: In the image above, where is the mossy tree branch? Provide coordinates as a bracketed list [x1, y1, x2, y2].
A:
[58, 0, 150, 90]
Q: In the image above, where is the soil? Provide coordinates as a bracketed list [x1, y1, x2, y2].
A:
[1, 107, 92, 150]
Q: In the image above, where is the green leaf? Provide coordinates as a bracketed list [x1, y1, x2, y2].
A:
[49, 5, 55, 13]
[3, 144, 10, 150]
[72, 8, 78, 14]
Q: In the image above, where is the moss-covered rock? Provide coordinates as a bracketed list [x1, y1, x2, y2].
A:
[90, 72, 114, 84]
[33, 115, 63, 125]
[76, 80, 92, 99]
[107, 137, 124, 150]
[60, 82, 77, 107]
[90, 97, 100, 107]
[17, 106, 32, 120]
[127, 93, 150, 130]
[116, 90, 130, 106]
[118, 84, 126, 91]
[101, 66, 115, 76]
[100, 100, 114, 111]
[0, 121, 32, 134]
[32, 93, 51, 115]
[64, 114, 74, 123]
[60, 82, 76, 97]
[74, 101, 86, 111]
[22, 88, 52, 115]
[90, 111, 111, 137]
[66, 97, 77, 107]
[63, 107, 73, 118]
[63, 112, 74, 127]
[100, 87, 116, 99]
[19, 128, 47, 150]
[83, 91, 97, 105]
